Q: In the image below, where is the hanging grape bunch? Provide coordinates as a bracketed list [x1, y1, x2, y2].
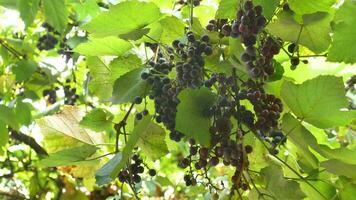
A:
[42, 88, 58, 104]
[63, 80, 79, 105]
[139, 0, 285, 196]
[206, 19, 232, 38]
[36, 23, 59, 51]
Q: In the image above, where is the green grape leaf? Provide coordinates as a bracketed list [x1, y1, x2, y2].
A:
[83, 0, 161, 37]
[95, 116, 151, 185]
[72, 0, 100, 22]
[38, 145, 98, 167]
[0, 0, 18, 9]
[0, 105, 19, 130]
[37, 106, 104, 153]
[87, 55, 141, 101]
[282, 113, 356, 166]
[0, 121, 8, 148]
[43, 0, 68, 33]
[111, 68, 150, 104]
[119, 28, 150, 41]
[15, 101, 32, 126]
[261, 165, 306, 200]
[253, 0, 279, 20]
[328, 0, 356, 64]
[137, 121, 168, 160]
[287, 0, 336, 15]
[321, 160, 356, 179]
[216, 0, 240, 19]
[267, 11, 332, 53]
[79, 108, 114, 132]
[158, 16, 186, 44]
[18, 0, 40, 27]
[282, 113, 319, 169]
[176, 87, 216, 146]
[74, 36, 133, 56]
[281, 75, 356, 128]
[12, 60, 37, 82]
[337, 177, 356, 200]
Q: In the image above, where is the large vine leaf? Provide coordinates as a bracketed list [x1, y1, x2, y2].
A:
[281, 113, 319, 169]
[253, 0, 279, 20]
[38, 145, 98, 167]
[12, 60, 37, 82]
[37, 106, 104, 153]
[321, 160, 356, 180]
[281, 75, 355, 128]
[176, 87, 216, 146]
[282, 113, 356, 166]
[158, 16, 186, 44]
[75, 36, 133, 56]
[18, 0, 40, 27]
[95, 116, 151, 185]
[287, 0, 336, 15]
[87, 55, 141, 101]
[43, 0, 68, 33]
[267, 11, 332, 53]
[111, 68, 150, 104]
[215, 0, 240, 19]
[328, 0, 356, 64]
[0, 105, 19, 130]
[261, 165, 306, 200]
[79, 108, 114, 132]
[83, 0, 161, 37]
[137, 120, 168, 160]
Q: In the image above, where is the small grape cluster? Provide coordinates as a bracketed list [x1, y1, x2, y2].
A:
[140, 50, 185, 141]
[64, 81, 79, 105]
[42, 88, 58, 104]
[118, 154, 156, 184]
[177, 0, 202, 7]
[37, 23, 59, 51]
[173, 31, 213, 88]
[245, 88, 283, 133]
[268, 130, 286, 154]
[231, 1, 266, 40]
[235, 1, 281, 79]
[206, 19, 231, 38]
[58, 39, 74, 63]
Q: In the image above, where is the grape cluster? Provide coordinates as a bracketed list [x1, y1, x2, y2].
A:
[58, 39, 74, 63]
[206, 19, 231, 38]
[64, 81, 79, 105]
[177, 0, 202, 7]
[42, 88, 58, 104]
[118, 154, 156, 184]
[244, 87, 283, 133]
[37, 23, 59, 51]
[140, 50, 184, 141]
[231, 1, 266, 40]
[173, 31, 213, 88]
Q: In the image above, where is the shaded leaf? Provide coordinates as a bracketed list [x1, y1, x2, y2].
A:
[111, 68, 150, 104]
[38, 145, 98, 167]
[137, 120, 168, 160]
[267, 11, 332, 53]
[43, 0, 68, 33]
[261, 165, 306, 200]
[321, 160, 356, 179]
[80, 108, 114, 132]
[18, 0, 40, 27]
[176, 88, 216, 146]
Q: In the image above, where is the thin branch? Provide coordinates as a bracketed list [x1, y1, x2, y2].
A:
[10, 130, 48, 158]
